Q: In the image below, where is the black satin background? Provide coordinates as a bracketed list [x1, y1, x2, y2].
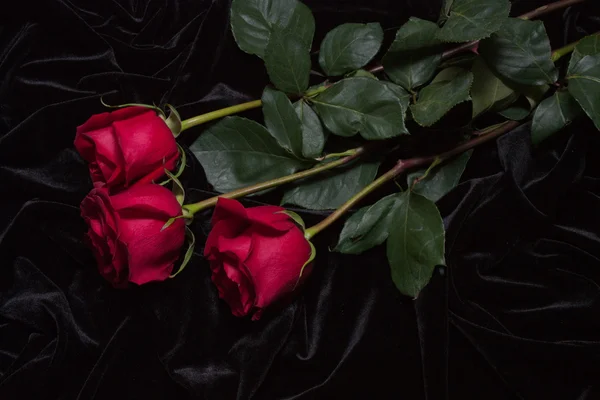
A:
[1, 0, 600, 398]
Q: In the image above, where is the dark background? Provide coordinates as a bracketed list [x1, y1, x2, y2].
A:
[1, 0, 600, 399]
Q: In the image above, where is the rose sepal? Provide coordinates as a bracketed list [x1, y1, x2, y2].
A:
[100, 97, 182, 137]
[100, 96, 166, 118]
[158, 144, 187, 186]
[163, 169, 185, 206]
[275, 210, 315, 287]
[162, 104, 182, 137]
[169, 226, 196, 278]
[161, 208, 193, 231]
[296, 240, 316, 289]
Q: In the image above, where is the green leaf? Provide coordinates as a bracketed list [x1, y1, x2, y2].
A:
[382, 18, 443, 91]
[190, 117, 312, 192]
[439, 53, 477, 70]
[319, 23, 383, 76]
[531, 90, 583, 145]
[335, 193, 401, 254]
[569, 34, 600, 69]
[410, 70, 473, 127]
[437, 0, 510, 43]
[386, 191, 445, 298]
[346, 69, 378, 79]
[311, 77, 408, 139]
[170, 227, 195, 278]
[517, 83, 550, 109]
[479, 18, 558, 85]
[382, 81, 411, 115]
[471, 57, 517, 117]
[438, 0, 454, 23]
[566, 54, 600, 130]
[407, 152, 471, 203]
[265, 30, 311, 93]
[262, 88, 304, 157]
[431, 66, 465, 83]
[281, 161, 380, 210]
[230, 0, 315, 59]
[496, 83, 549, 120]
[293, 100, 327, 158]
[498, 105, 531, 120]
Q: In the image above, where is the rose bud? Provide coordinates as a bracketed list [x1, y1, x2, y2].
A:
[204, 198, 315, 321]
[74, 106, 179, 190]
[80, 184, 185, 288]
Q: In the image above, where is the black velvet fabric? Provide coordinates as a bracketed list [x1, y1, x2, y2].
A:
[1, 0, 600, 399]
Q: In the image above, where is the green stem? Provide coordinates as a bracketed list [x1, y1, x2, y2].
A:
[304, 167, 401, 240]
[303, 120, 520, 240]
[180, 99, 262, 131]
[552, 41, 578, 62]
[318, 148, 359, 160]
[304, 84, 331, 98]
[551, 32, 599, 62]
[519, 0, 587, 20]
[183, 147, 365, 215]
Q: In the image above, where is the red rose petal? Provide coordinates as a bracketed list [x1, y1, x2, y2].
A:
[244, 226, 312, 309]
[222, 259, 254, 315]
[211, 197, 248, 228]
[80, 188, 130, 288]
[110, 184, 183, 220]
[126, 219, 185, 285]
[211, 261, 248, 317]
[113, 110, 178, 186]
[251, 308, 264, 321]
[75, 106, 148, 134]
[214, 233, 252, 263]
[130, 150, 179, 187]
[246, 205, 295, 233]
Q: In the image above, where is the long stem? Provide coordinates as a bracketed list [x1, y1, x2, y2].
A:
[304, 167, 400, 240]
[441, 0, 588, 60]
[551, 32, 599, 61]
[304, 120, 520, 239]
[519, 0, 587, 20]
[180, 100, 262, 131]
[183, 147, 365, 214]
[552, 41, 579, 62]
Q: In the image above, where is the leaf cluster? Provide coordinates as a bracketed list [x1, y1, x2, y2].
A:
[190, 0, 600, 298]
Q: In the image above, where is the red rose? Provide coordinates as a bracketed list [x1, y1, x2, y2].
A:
[80, 184, 185, 288]
[204, 198, 313, 320]
[74, 106, 179, 190]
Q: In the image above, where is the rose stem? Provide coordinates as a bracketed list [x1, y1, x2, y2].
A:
[551, 32, 600, 61]
[520, 0, 587, 20]
[183, 146, 365, 215]
[307, 35, 582, 238]
[180, 99, 262, 131]
[303, 120, 520, 240]
[441, 0, 589, 60]
[178, 0, 586, 131]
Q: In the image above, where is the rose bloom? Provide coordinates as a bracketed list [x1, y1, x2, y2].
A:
[80, 184, 185, 288]
[204, 198, 313, 320]
[74, 106, 179, 190]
